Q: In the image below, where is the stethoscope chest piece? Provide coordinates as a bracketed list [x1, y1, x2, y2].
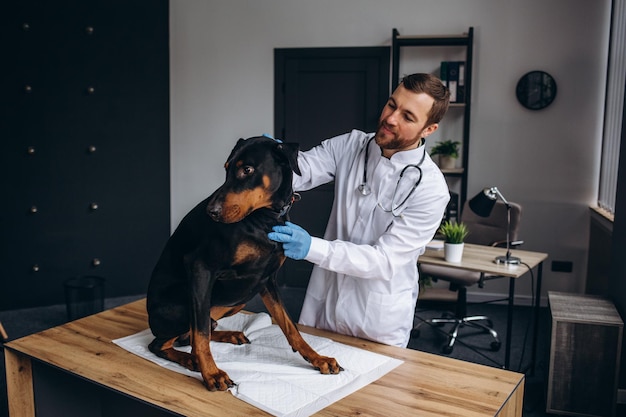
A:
[358, 183, 371, 196]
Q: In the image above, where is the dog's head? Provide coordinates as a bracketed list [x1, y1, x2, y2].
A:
[206, 136, 301, 223]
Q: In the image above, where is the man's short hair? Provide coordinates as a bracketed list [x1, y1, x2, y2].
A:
[401, 73, 450, 127]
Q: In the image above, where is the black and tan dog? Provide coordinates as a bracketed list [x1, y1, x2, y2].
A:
[147, 136, 342, 391]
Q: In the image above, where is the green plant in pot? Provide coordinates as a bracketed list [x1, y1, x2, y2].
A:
[438, 220, 468, 243]
[430, 140, 460, 169]
[438, 220, 468, 262]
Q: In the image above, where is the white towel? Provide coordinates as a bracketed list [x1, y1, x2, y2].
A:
[113, 312, 402, 417]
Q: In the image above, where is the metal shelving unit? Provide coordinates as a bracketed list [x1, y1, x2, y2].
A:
[392, 27, 474, 209]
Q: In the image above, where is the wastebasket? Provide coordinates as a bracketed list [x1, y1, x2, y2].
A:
[64, 276, 105, 321]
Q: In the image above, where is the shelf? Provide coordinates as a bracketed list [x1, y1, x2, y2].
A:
[392, 27, 474, 221]
[394, 33, 471, 47]
[441, 168, 464, 176]
[395, 33, 471, 39]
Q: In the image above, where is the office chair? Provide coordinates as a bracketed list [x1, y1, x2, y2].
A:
[414, 200, 522, 354]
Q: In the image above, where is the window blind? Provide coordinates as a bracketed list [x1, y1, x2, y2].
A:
[599, 0, 626, 215]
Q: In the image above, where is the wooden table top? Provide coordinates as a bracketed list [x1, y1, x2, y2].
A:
[5, 299, 525, 417]
[548, 291, 624, 325]
[421, 243, 548, 278]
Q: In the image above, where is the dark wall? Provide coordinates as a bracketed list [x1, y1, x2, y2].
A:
[0, 1, 170, 310]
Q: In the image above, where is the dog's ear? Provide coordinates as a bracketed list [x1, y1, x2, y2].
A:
[224, 138, 247, 169]
[276, 142, 301, 176]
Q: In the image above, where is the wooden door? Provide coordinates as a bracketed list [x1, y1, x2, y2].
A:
[274, 47, 389, 288]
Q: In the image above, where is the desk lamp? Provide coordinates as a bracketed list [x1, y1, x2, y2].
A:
[468, 187, 521, 265]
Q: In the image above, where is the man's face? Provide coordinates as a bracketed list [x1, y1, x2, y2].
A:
[375, 85, 439, 157]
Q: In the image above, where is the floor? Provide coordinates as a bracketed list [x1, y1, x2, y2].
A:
[0, 289, 556, 416]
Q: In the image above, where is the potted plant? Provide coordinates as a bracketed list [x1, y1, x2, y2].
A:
[430, 140, 460, 169]
[438, 220, 468, 262]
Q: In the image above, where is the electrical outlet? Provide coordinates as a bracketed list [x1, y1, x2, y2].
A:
[551, 260, 573, 273]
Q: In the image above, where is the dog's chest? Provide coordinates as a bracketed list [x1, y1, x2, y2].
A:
[203, 216, 284, 278]
[231, 239, 273, 266]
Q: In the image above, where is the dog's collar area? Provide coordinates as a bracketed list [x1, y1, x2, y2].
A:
[278, 192, 301, 217]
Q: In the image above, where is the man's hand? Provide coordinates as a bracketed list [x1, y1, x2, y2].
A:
[268, 221, 312, 260]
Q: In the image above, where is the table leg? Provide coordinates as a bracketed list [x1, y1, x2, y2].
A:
[5, 348, 35, 417]
[505, 277, 516, 369]
[0, 320, 8, 341]
[529, 261, 543, 376]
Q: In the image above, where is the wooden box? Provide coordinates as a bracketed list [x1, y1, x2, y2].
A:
[547, 291, 623, 417]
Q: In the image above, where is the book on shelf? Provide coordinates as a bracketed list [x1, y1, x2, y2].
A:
[439, 61, 465, 104]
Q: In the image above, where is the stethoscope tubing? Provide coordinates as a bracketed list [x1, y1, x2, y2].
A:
[358, 136, 425, 216]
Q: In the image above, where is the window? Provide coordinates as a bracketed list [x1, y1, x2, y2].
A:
[598, 0, 626, 216]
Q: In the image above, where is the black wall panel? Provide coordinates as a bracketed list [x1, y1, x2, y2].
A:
[0, 0, 170, 310]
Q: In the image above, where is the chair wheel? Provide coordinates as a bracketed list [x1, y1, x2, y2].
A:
[490, 341, 501, 351]
[442, 345, 453, 354]
[411, 329, 421, 338]
[486, 320, 493, 328]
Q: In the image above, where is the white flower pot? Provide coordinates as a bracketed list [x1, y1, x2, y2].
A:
[444, 242, 464, 263]
[439, 155, 457, 170]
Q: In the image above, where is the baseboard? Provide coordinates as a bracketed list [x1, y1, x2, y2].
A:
[466, 290, 548, 307]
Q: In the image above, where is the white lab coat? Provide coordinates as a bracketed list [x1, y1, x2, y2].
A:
[295, 130, 449, 347]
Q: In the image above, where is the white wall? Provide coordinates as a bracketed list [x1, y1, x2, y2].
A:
[170, 0, 612, 304]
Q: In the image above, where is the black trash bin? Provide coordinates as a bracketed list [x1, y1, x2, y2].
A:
[64, 276, 105, 321]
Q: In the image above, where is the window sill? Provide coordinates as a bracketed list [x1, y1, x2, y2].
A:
[590, 206, 614, 234]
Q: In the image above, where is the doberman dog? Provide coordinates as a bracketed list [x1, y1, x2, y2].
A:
[147, 135, 342, 391]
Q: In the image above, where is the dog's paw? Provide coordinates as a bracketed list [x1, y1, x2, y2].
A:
[211, 330, 250, 345]
[203, 370, 235, 391]
[308, 355, 343, 374]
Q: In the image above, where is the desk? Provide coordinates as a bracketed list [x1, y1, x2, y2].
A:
[419, 243, 548, 372]
[5, 299, 525, 417]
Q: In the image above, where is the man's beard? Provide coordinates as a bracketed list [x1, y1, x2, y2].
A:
[375, 122, 421, 151]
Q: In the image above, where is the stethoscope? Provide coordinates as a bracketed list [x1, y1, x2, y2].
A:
[357, 136, 426, 217]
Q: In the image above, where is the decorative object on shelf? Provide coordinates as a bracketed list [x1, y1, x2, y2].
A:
[438, 220, 468, 263]
[440, 61, 466, 103]
[515, 70, 557, 110]
[430, 139, 460, 170]
[469, 187, 520, 264]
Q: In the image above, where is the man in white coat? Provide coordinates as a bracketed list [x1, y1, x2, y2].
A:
[268, 73, 451, 348]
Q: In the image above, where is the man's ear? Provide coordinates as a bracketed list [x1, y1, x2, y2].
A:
[422, 123, 439, 139]
[276, 142, 301, 176]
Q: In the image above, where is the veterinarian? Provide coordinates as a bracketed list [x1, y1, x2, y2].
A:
[268, 73, 451, 348]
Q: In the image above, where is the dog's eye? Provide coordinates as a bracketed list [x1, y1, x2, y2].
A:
[237, 165, 255, 179]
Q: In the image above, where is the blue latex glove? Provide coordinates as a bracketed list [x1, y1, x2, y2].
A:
[268, 221, 312, 260]
[262, 133, 282, 143]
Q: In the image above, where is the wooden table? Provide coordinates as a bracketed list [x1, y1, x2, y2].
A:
[4, 299, 525, 417]
[419, 243, 548, 372]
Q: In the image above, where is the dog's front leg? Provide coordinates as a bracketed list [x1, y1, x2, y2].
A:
[260, 275, 342, 375]
[188, 258, 234, 391]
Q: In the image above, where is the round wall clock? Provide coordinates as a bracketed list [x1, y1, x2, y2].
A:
[515, 71, 557, 110]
